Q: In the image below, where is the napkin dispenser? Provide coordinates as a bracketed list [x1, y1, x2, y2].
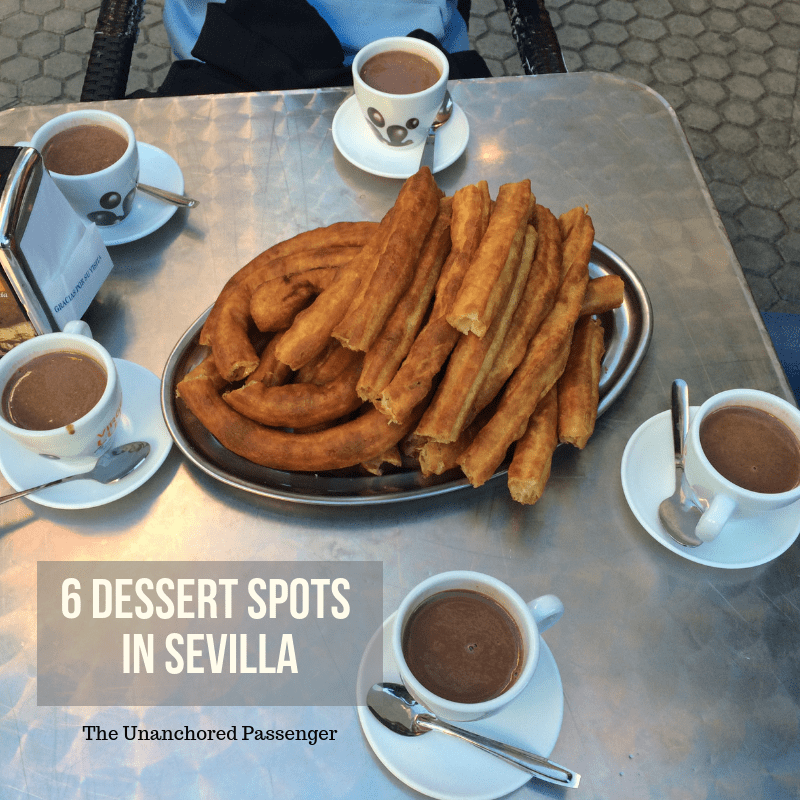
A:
[0, 145, 113, 356]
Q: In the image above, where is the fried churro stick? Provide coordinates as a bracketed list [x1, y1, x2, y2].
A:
[200, 221, 377, 346]
[507, 385, 559, 505]
[176, 373, 425, 472]
[333, 168, 442, 352]
[466, 205, 563, 422]
[211, 247, 360, 382]
[223, 347, 364, 429]
[249, 330, 293, 387]
[458, 207, 594, 487]
[360, 445, 403, 475]
[580, 274, 624, 317]
[357, 197, 452, 403]
[415, 224, 537, 443]
[378, 182, 491, 423]
[557, 315, 605, 448]
[274, 212, 396, 371]
[447, 180, 534, 337]
[250, 267, 339, 332]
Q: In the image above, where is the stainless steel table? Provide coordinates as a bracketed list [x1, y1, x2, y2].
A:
[1, 74, 798, 800]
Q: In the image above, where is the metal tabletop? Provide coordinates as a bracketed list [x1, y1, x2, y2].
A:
[0, 73, 797, 800]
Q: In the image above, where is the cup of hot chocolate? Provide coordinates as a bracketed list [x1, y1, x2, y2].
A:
[392, 571, 563, 723]
[0, 321, 122, 464]
[18, 109, 139, 226]
[684, 388, 800, 542]
[352, 36, 449, 150]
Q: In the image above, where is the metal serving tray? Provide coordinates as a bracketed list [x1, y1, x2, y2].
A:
[161, 242, 652, 505]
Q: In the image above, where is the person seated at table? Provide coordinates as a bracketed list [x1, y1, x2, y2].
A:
[136, 0, 490, 97]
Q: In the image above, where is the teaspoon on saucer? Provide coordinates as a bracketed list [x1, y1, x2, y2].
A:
[367, 682, 580, 789]
[657, 379, 703, 547]
[419, 90, 454, 171]
[137, 183, 197, 208]
[0, 441, 150, 504]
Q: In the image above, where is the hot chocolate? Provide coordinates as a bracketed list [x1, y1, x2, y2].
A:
[359, 50, 441, 94]
[401, 589, 523, 704]
[42, 124, 128, 176]
[699, 404, 800, 494]
[2, 349, 107, 430]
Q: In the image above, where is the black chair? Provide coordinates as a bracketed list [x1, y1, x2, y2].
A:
[80, 0, 565, 102]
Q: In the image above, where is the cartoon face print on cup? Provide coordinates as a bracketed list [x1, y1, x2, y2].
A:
[19, 109, 139, 228]
[88, 187, 137, 226]
[365, 107, 421, 147]
[351, 37, 449, 152]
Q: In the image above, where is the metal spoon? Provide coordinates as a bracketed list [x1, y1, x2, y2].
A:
[137, 183, 197, 208]
[0, 441, 151, 504]
[419, 90, 454, 171]
[367, 682, 580, 789]
[657, 380, 703, 547]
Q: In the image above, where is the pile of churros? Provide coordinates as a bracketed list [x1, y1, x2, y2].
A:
[176, 168, 624, 504]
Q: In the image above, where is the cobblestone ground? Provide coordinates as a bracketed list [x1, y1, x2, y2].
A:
[1, 0, 798, 313]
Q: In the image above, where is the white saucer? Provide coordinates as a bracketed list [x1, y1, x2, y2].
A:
[332, 94, 469, 179]
[100, 142, 185, 246]
[621, 408, 800, 569]
[0, 359, 171, 509]
[356, 612, 564, 800]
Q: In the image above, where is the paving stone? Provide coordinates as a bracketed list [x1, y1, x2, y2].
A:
[21, 73, 60, 102]
[562, 3, 599, 27]
[3, 53, 38, 81]
[652, 57, 694, 84]
[702, 8, 740, 33]
[695, 30, 736, 57]
[20, 29, 59, 57]
[780, 199, 800, 231]
[593, 21, 629, 46]
[681, 102, 721, 132]
[721, 99, 759, 127]
[667, 13, 705, 37]
[0, 34, 19, 60]
[733, 239, 782, 279]
[706, 180, 748, 215]
[659, 35, 700, 60]
[743, 174, 793, 209]
[1, 12, 40, 38]
[707, 151, 753, 183]
[620, 38, 660, 64]
[693, 52, 732, 80]
[752, 147, 797, 180]
[583, 42, 622, 70]
[43, 49, 82, 78]
[714, 123, 757, 154]
[23, 0, 61, 15]
[598, 0, 637, 23]
[43, 7, 82, 33]
[737, 205, 786, 240]
[773, 264, 800, 302]
[740, 5, 778, 30]
[686, 77, 726, 106]
[636, 0, 673, 18]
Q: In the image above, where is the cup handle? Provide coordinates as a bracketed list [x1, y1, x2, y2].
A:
[63, 320, 92, 338]
[527, 594, 564, 634]
[695, 494, 737, 542]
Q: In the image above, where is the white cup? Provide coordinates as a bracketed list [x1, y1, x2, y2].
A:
[392, 571, 563, 723]
[685, 389, 800, 542]
[352, 36, 449, 150]
[19, 109, 139, 226]
[0, 321, 122, 465]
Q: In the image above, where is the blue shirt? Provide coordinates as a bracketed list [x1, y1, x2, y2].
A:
[164, 0, 470, 63]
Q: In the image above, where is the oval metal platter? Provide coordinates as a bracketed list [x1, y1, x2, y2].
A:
[161, 242, 653, 505]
